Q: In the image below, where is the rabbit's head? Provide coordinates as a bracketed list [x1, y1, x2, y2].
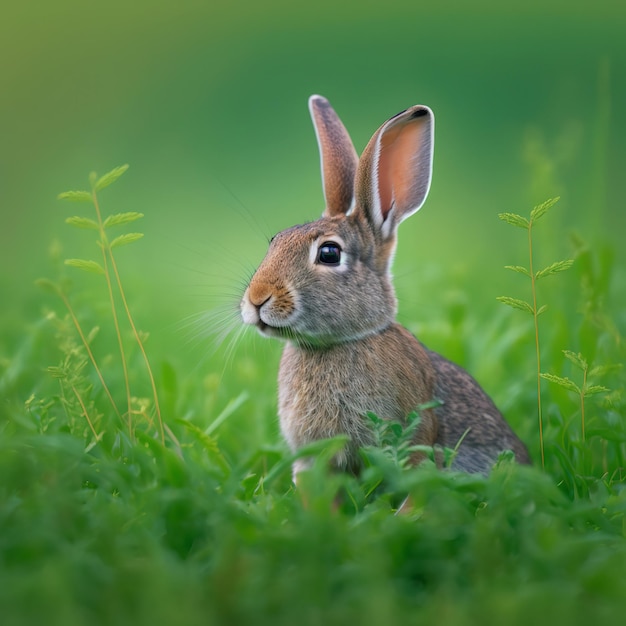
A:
[241, 96, 434, 349]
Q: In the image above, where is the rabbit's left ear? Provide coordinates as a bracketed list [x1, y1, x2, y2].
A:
[309, 95, 359, 218]
[355, 105, 434, 239]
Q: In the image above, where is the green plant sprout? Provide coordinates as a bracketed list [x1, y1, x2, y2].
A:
[36, 281, 123, 427]
[37, 165, 164, 444]
[365, 410, 426, 470]
[497, 197, 574, 468]
[363, 401, 448, 470]
[541, 351, 610, 442]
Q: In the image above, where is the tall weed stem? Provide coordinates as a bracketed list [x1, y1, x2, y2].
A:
[54, 165, 164, 443]
[497, 197, 573, 469]
[91, 190, 133, 436]
[527, 217, 544, 467]
[59, 289, 122, 421]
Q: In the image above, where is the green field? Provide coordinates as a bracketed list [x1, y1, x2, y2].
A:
[1, 2, 625, 624]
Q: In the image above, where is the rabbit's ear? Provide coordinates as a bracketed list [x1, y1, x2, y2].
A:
[355, 105, 434, 239]
[309, 95, 359, 218]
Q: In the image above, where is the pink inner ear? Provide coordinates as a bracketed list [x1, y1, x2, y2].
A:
[378, 120, 429, 221]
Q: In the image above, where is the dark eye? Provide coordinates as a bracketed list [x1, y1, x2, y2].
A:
[317, 242, 342, 266]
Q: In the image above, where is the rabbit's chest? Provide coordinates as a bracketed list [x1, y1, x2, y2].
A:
[277, 342, 405, 453]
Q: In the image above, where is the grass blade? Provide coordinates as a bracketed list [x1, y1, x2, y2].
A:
[94, 164, 129, 191]
[540, 372, 581, 394]
[535, 260, 574, 280]
[504, 265, 531, 277]
[103, 212, 144, 228]
[64, 259, 105, 275]
[563, 351, 587, 371]
[496, 296, 534, 314]
[498, 212, 529, 229]
[109, 233, 144, 249]
[206, 392, 249, 435]
[530, 196, 560, 222]
[65, 216, 100, 230]
[58, 190, 93, 203]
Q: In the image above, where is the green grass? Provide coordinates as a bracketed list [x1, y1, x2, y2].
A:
[1, 173, 625, 625]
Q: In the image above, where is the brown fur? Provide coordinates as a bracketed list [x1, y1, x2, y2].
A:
[279, 324, 438, 475]
[240, 95, 530, 482]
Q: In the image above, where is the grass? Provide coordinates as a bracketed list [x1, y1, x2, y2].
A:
[0, 171, 625, 625]
[497, 197, 575, 467]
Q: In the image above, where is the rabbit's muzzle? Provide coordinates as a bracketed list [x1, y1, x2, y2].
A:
[241, 281, 295, 337]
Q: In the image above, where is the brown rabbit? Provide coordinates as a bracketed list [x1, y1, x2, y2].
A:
[241, 95, 530, 480]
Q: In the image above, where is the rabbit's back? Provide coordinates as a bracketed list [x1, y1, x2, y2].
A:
[428, 350, 531, 471]
[278, 324, 530, 475]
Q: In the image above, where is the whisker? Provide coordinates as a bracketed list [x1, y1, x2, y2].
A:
[221, 324, 249, 374]
[210, 173, 273, 242]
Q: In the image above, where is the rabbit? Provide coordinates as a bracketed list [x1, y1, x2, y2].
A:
[240, 95, 531, 481]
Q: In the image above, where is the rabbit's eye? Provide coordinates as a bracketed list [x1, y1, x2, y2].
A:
[317, 242, 342, 266]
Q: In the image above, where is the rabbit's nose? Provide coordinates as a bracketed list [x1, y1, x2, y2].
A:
[247, 283, 273, 309]
[241, 284, 272, 326]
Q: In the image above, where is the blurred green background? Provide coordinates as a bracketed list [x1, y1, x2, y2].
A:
[1, 0, 624, 365]
[2, 6, 626, 622]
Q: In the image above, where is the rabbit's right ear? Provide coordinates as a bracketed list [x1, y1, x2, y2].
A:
[309, 95, 359, 218]
[355, 105, 434, 240]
